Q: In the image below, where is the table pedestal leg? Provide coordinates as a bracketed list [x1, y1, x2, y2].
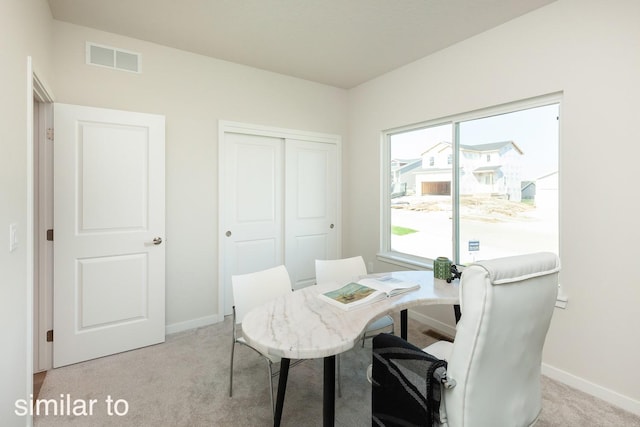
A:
[323, 355, 336, 427]
[400, 309, 408, 340]
[453, 304, 462, 323]
[273, 358, 290, 427]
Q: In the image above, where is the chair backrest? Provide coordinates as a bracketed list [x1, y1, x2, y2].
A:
[444, 252, 560, 427]
[315, 256, 367, 286]
[231, 265, 292, 324]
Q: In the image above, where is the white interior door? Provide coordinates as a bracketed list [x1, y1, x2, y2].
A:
[285, 139, 338, 289]
[53, 103, 165, 367]
[221, 132, 284, 314]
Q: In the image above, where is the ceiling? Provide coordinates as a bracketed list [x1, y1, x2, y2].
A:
[48, 0, 556, 89]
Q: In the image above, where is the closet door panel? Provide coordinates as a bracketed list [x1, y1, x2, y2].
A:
[222, 133, 284, 314]
[285, 139, 338, 289]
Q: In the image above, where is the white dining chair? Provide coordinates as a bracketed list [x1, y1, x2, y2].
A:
[229, 265, 300, 414]
[315, 256, 395, 396]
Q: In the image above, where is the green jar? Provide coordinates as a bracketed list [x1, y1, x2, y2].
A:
[433, 257, 452, 280]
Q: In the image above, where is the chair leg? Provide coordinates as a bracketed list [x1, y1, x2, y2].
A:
[361, 322, 395, 348]
[229, 340, 236, 397]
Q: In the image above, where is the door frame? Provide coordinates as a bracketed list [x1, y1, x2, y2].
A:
[28, 57, 55, 406]
[217, 121, 342, 318]
[33, 81, 54, 373]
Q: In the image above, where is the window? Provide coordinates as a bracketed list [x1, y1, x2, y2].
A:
[381, 96, 560, 266]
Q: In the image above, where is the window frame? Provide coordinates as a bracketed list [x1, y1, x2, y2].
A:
[378, 93, 562, 269]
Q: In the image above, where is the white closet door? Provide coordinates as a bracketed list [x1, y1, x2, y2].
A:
[285, 139, 338, 290]
[221, 132, 284, 314]
[219, 122, 341, 315]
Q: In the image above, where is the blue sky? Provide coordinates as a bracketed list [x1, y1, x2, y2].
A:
[390, 103, 559, 179]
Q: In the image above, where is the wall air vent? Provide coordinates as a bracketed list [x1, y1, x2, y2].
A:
[86, 42, 141, 73]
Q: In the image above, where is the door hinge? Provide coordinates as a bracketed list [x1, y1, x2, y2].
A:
[47, 128, 54, 141]
[46, 229, 54, 241]
[46, 330, 53, 342]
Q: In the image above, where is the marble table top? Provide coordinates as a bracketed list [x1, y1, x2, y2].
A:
[241, 270, 460, 360]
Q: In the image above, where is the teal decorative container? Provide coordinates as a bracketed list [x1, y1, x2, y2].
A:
[433, 257, 452, 280]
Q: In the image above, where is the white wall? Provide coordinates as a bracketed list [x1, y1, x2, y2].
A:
[347, 0, 640, 414]
[51, 21, 349, 331]
[0, 1, 53, 424]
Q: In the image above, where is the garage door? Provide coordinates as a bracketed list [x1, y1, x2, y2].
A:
[422, 181, 451, 195]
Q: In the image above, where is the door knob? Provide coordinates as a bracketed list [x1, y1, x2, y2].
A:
[152, 237, 163, 245]
[226, 231, 232, 237]
[330, 224, 335, 229]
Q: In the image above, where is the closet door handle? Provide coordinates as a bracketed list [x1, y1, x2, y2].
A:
[226, 231, 232, 237]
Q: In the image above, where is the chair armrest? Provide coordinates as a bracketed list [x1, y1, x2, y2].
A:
[372, 333, 447, 426]
[423, 340, 453, 361]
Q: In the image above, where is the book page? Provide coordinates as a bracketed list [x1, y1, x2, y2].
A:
[318, 282, 385, 310]
[358, 276, 419, 296]
[323, 282, 376, 304]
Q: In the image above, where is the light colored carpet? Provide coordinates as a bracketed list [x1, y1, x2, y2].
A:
[35, 314, 640, 426]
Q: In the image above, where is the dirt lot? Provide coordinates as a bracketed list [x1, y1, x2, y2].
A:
[392, 195, 535, 223]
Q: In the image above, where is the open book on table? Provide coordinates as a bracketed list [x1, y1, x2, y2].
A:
[318, 276, 420, 311]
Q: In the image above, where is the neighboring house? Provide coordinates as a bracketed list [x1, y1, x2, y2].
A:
[521, 180, 536, 200]
[391, 158, 421, 197]
[393, 140, 525, 201]
[530, 171, 558, 218]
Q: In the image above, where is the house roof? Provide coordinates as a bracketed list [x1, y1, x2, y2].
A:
[396, 159, 422, 174]
[461, 141, 524, 155]
[422, 141, 452, 156]
[422, 140, 524, 156]
[392, 158, 420, 166]
[474, 165, 502, 173]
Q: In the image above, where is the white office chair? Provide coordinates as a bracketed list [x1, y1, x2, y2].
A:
[229, 265, 300, 414]
[371, 252, 560, 427]
[315, 256, 395, 396]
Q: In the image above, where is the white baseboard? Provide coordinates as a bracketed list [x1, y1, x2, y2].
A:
[165, 314, 222, 335]
[542, 363, 640, 417]
[407, 309, 456, 338]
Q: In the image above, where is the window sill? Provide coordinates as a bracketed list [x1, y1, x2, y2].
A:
[376, 251, 433, 271]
